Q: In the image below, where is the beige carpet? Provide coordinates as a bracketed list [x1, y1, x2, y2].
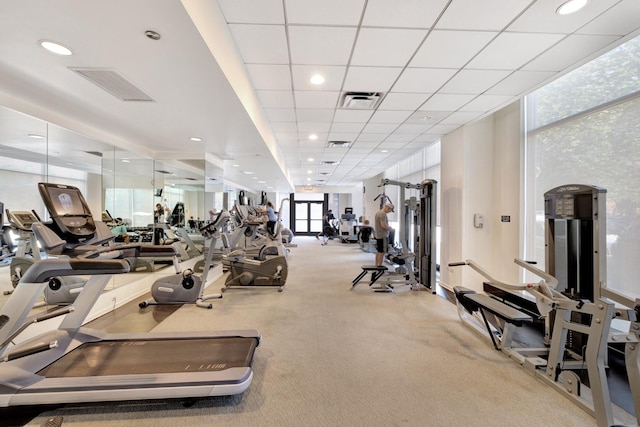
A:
[26, 237, 597, 427]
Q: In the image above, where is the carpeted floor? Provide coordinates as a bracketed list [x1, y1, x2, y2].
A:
[23, 236, 597, 427]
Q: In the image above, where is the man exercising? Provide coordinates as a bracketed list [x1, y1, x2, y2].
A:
[374, 202, 394, 266]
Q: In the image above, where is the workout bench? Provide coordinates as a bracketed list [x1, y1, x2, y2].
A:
[454, 286, 533, 351]
[351, 265, 392, 292]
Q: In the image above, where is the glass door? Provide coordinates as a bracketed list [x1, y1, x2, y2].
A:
[294, 201, 324, 235]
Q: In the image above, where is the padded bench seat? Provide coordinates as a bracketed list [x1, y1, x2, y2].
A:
[453, 286, 533, 350]
[464, 293, 533, 327]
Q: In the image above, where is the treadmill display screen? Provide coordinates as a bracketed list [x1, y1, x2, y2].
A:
[47, 186, 90, 217]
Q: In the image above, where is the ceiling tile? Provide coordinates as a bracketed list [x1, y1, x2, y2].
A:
[333, 109, 374, 123]
[291, 65, 346, 91]
[378, 92, 431, 110]
[435, 0, 532, 31]
[459, 94, 515, 112]
[440, 69, 512, 94]
[246, 64, 291, 90]
[294, 91, 340, 108]
[297, 121, 332, 132]
[299, 132, 328, 141]
[410, 30, 498, 68]
[522, 34, 621, 72]
[361, 0, 449, 28]
[218, 0, 284, 24]
[394, 123, 433, 135]
[420, 94, 475, 111]
[327, 132, 360, 142]
[265, 108, 296, 122]
[429, 124, 462, 134]
[438, 111, 484, 125]
[330, 122, 366, 133]
[369, 110, 414, 123]
[348, 147, 373, 154]
[288, 26, 357, 65]
[270, 122, 298, 132]
[508, 0, 620, 34]
[578, 0, 640, 36]
[362, 123, 398, 133]
[353, 140, 382, 148]
[410, 134, 441, 143]
[383, 134, 417, 143]
[378, 141, 406, 149]
[342, 66, 403, 93]
[485, 70, 556, 96]
[256, 90, 294, 108]
[356, 134, 387, 143]
[228, 24, 288, 64]
[393, 68, 458, 93]
[285, 0, 366, 25]
[274, 132, 299, 142]
[467, 32, 566, 70]
[405, 110, 451, 124]
[295, 109, 334, 122]
[350, 28, 428, 67]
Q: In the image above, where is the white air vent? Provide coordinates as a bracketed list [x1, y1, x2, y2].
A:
[341, 92, 381, 109]
[321, 161, 340, 166]
[70, 68, 154, 102]
[327, 140, 352, 148]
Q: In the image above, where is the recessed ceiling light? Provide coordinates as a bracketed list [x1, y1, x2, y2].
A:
[189, 137, 202, 142]
[308, 158, 314, 162]
[233, 164, 239, 167]
[242, 170, 254, 175]
[258, 180, 266, 184]
[39, 40, 73, 56]
[122, 159, 131, 163]
[28, 133, 45, 139]
[307, 170, 313, 174]
[556, 0, 588, 15]
[381, 149, 388, 153]
[310, 74, 325, 85]
[309, 134, 318, 140]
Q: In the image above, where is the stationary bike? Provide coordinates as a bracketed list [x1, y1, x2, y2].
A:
[139, 213, 230, 309]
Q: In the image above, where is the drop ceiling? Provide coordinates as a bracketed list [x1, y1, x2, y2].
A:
[0, 0, 638, 192]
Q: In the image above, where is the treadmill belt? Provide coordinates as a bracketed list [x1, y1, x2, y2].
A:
[37, 337, 258, 378]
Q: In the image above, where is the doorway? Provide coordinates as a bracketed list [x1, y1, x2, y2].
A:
[294, 201, 324, 235]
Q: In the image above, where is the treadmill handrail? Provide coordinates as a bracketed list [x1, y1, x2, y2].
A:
[20, 258, 130, 282]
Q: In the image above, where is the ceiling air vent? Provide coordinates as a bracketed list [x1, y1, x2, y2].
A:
[327, 140, 352, 148]
[341, 92, 381, 109]
[321, 161, 340, 166]
[84, 151, 103, 157]
[69, 67, 154, 102]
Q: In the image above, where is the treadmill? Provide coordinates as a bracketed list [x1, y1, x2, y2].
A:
[0, 183, 260, 408]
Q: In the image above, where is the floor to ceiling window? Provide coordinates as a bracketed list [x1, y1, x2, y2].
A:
[524, 35, 640, 300]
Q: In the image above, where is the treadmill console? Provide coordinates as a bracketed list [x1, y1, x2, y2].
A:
[38, 182, 96, 239]
[7, 210, 39, 231]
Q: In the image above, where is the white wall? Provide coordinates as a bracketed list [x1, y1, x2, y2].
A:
[440, 101, 522, 292]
